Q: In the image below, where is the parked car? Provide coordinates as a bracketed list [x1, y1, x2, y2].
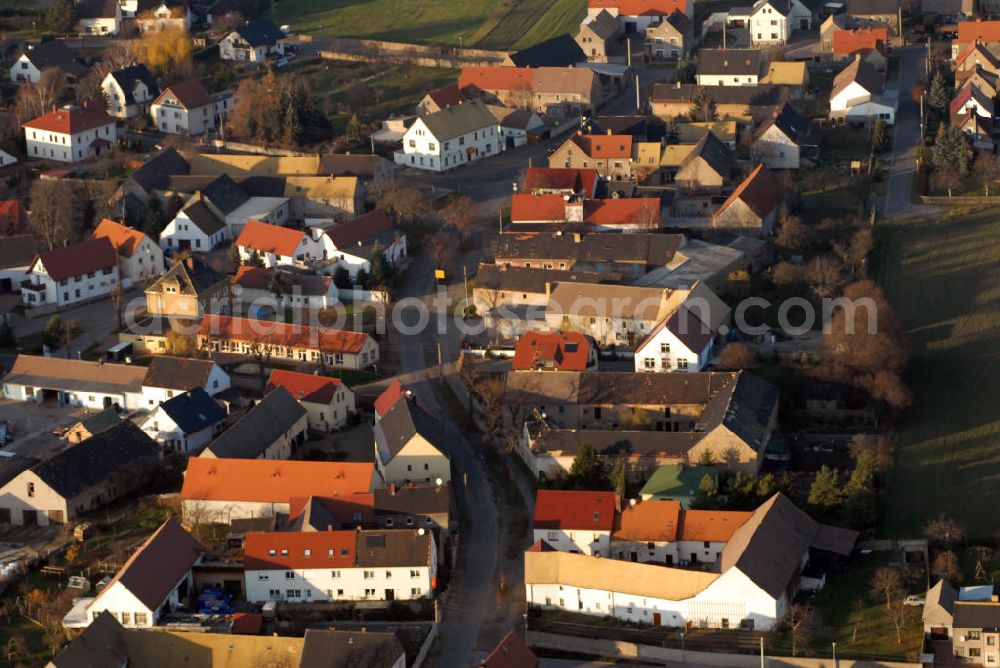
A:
[904, 595, 925, 607]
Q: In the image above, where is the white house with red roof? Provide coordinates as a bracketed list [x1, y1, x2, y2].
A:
[512, 331, 595, 371]
[71, 518, 203, 629]
[267, 368, 356, 431]
[533, 490, 619, 556]
[587, 0, 692, 31]
[197, 314, 379, 370]
[23, 103, 116, 163]
[150, 79, 220, 136]
[242, 528, 436, 604]
[92, 218, 164, 286]
[317, 209, 407, 278]
[510, 194, 662, 231]
[235, 219, 325, 269]
[374, 379, 406, 421]
[21, 237, 120, 309]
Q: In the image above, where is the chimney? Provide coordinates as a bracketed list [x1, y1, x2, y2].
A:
[565, 199, 583, 223]
[572, 232, 582, 243]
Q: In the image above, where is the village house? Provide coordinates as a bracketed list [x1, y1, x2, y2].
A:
[548, 134, 634, 179]
[267, 369, 356, 431]
[458, 67, 602, 117]
[201, 387, 307, 460]
[504, 34, 587, 68]
[588, 0, 693, 30]
[533, 490, 619, 556]
[232, 266, 339, 313]
[752, 104, 814, 169]
[0, 236, 38, 295]
[2, 355, 147, 411]
[525, 493, 857, 630]
[219, 18, 286, 63]
[136, 0, 192, 33]
[20, 237, 120, 309]
[748, 0, 811, 46]
[180, 458, 379, 524]
[23, 104, 117, 163]
[9, 40, 87, 84]
[62, 408, 121, 445]
[159, 194, 229, 251]
[508, 370, 780, 474]
[509, 193, 662, 231]
[0, 421, 159, 526]
[101, 64, 160, 118]
[650, 83, 791, 123]
[612, 500, 750, 565]
[951, 82, 994, 121]
[712, 164, 783, 235]
[632, 289, 729, 372]
[395, 101, 502, 172]
[235, 220, 324, 269]
[921, 580, 1000, 661]
[484, 631, 539, 668]
[639, 464, 718, 507]
[829, 57, 895, 125]
[578, 10, 621, 62]
[673, 132, 733, 190]
[76, 0, 122, 34]
[150, 79, 226, 136]
[318, 209, 408, 279]
[197, 314, 379, 370]
[645, 11, 693, 60]
[845, 0, 900, 40]
[144, 256, 231, 319]
[487, 106, 546, 149]
[92, 218, 164, 286]
[283, 175, 364, 220]
[373, 386, 450, 485]
[512, 331, 596, 371]
[956, 43, 1000, 78]
[760, 61, 810, 90]
[70, 519, 201, 629]
[319, 153, 395, 186]
[140, 356, 232, 406]
[696, 49, 764, 86]
[242, 528, 436, 604]
[524, 167, 600, 197]
[416, 83, 474, 115]
[141, 387, 228, 454]
[122, 146, 190, 213]
[833, 28, 890, 70]
[373, 483, 453, 544]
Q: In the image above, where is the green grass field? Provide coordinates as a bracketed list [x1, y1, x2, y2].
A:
[273, 0, 584, 50]
[876, 208, 1000, 539]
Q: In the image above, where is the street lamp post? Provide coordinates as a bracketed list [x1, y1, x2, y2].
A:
[832, 641, 837, 665]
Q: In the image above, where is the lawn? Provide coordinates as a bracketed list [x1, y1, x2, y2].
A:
[272, 0, 583, 49]
[875, 207, 1000, 539]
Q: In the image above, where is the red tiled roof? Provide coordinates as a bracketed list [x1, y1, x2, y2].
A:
[31, 237, 117, 281]
[244, 530, 356, 570]
[324, 209, 394, 248]
[526, 538, 558, 552]
[512, 331, 591, 371]
[584, 198, 661, 228]
[22, 104, 114, 134]
[533, 490, 618, 531]
[713, 163, 782, 221]
[426, 83, 469, 109]
[524, 167, 599, 198]
[459, 66, 534, 92]
[614, 499, 681, 542]
[235, 219, 305, 257]
[957, 20, 1000, 46]
[589, 0, 688, 15]
[483, 631, 539, 668]
[374, 379, 404, 418]
[92, 218, 147, 258]
[231, 613, 263, 635]
[267, 368, 344, 405]
[678, 509, 753, 542]
[180, 458, 376, 503]
[571, 134, 633, 158]
[510, 193, 567, 223]
[832, 28, 888, 55]
[198, 314, 371, 355]
[153, 79, 213, 110]
[0, 200, 27, 233]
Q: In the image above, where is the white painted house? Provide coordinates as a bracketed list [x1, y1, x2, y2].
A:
[526, 494, 858, 631]
[243, 529, 436, 604]
[101, 64, 160, 119]
[76, 0, 122, 35]
[224, 197, 291, 237]
[78, 519, 202, 628]
[829, 57, 895, 125]
[219, 19, 286, 63]
[92, 218, 164, 287]
[317, 209, 407, 279]
[2, 355, 147, 412]
[532, 490, 618, 557]
[748, 0, 811, 46]
[9, 40, 87, 84]
[140, 356, 232, 409]
[141, 387, 227, 454]
[23, 104, 116, 163]
[373, 393, 451, 485]
[235, 219, 323, 269]
[394, 101, 502, 172]
[150, 79, 218, 136]
[695, 49, 763, 87]
[752, 103, 812, 170]
[159, 197, 229, 252]
[20, 237, 120, 309]
[267, 369, 356, 432]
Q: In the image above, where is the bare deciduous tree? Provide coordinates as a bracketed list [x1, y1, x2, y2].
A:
[870, 566, 904, 611]
[28, 180, 85, 250]
[783, 603, 815, 657]
[16, 68, 66, 123]
[803, 255, 848, 298]
[924, 514, 966, 550]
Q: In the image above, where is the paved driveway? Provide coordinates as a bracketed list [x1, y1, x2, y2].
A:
[0, 398, 89, 459]
[884, 45, 931, 217]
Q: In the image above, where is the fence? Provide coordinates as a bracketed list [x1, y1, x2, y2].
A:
[204, 140, 314, 157]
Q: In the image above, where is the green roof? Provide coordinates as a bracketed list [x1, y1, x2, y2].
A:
[639, 465, 717, 501]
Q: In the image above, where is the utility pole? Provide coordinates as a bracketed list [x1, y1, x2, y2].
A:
[635, 74, 640, 112]
[723, 20, 727, 50]
[437, 342, 443, 379]
[627, 36, 632, 68]
[759, 636, 765, 668]
[498, 209, 503, 233]
[463, 264, 470, 304]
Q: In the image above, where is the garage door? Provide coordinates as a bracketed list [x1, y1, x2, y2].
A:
[930, 627, 949, 639]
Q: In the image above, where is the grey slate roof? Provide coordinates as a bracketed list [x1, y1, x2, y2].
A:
[707, 370, 781, 452]
[77, 408, 121, 436]
[108, 64, 159, 105]
[49, 611, 127, 668]
[181, 199, 226, 236]
[19, 40, 88, 78]
[475, 265, 622, 294]
[680, 131, 733, 178]
[419, 101, 498, 142]
[952, 602, 1000, 630]
[758, 103, 811, 143]
[202, 174, 250, 214]
[148, 256, 227, 298]
[76, 0, 118, 19]
[493, 231, 683, 267]
[697, 49, 764, 77]
[373, 397, 443, 465]
[204, 386, 305, 459]
[374, 483, 451, 517]
[31, 421, 159, 500]
[159, 387, 227, 434]
[0, 234, 38, 270]
[508, 34, 586, 68]
[128, 147, 190, 195]
[233, 18, 285, 48]
[143, 356, 220, 391]
[652, 84, 790, 107]
[299, 629, 405, 668]
[319, 153, 383, 179]
[355, 529, 432, 567]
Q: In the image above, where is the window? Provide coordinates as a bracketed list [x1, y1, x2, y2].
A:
[280, 549, 288, 557]
[644, 357, 655, 369]
[677, 359, 690, 370]
[284, 571, 295, 579]
[258, 574, 269, 581]
[364, 570, 374, 579]
[660, 342, 671, 353]
[268, 549, 276, 556]
[27, 483, 34, 497]
[970, 632, 983, 640]
[411, 588, 421, 596]
[304, 549, 311, 557]
[331, 570, 340, 578]
[121, 612, 131, 625]
[410, 569, 420, 578]
[970, 649, 982, 658]
[547, 531, 558, 541]
[134, 613, 147, 625]
[593, 512, 600, 521]
[365, 588, 376, 597]
[385, 570, 392, 578]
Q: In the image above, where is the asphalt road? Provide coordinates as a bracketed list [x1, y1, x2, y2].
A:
[883, 45, 929, 217]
